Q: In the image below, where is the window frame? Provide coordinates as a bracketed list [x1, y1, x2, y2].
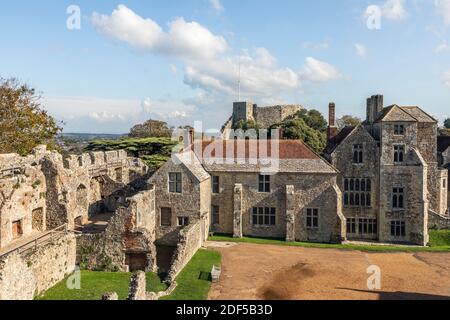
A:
[393, 144, 405, 164]
[252, 207, 276, 226]
[211, 205, 220, 225]
[212, 176, 220, 194]
[178, 216, 190, 227]
[394, 124, 405, 136]
[306, 208, 319, 230]
[392, 187, 405, 210]
[390, 220, 406, 237]
[160, 207, 172, 227]
[258, 175, 271, 193]
[168, 172, 182, 194]
[346, 218, 357, 234]
[352, 144, 364, 164]
[343, 178, 372, 208]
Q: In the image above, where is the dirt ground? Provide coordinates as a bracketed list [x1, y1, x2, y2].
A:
[207, 242, 450, 300]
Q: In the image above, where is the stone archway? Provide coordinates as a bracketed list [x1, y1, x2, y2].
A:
[76, 184, 88, 207]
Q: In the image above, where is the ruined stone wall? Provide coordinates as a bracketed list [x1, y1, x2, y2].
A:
[77, 188, 157, 272]
[254, 105, 302, 128]
[210, 171, 343, 243]
[428, 210, 450, 230]
[0, 147, 48, 249]
[127, 271, 147, 300]
[232, 102, 255, 124]
[330, 126, 380, 240]
[42, 149, 147, 230]
[167, 219, 204, 282]
[0, 233, 76, 300]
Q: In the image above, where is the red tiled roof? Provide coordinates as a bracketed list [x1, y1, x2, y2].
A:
[191, 139, 319, 160]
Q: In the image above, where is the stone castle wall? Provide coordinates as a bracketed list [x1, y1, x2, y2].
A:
[0, 233, 76, 300]
[428, 210, 450, 230]
[0, 146, 149, 251]
[167, 219, 204, 282]
[77, 188, 157, 272]
[255, 105, 302, 128]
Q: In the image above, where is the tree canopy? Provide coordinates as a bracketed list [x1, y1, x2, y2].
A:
[444, 118, 450, 129]
[291, 109, 328, 132]
[129, 119, 172, 138]
[271, 118, 327, 153]
[337, 115, 362, 129]
[0, 78, 61, 155]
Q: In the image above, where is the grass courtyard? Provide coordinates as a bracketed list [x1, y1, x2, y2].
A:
[36, 249, 221, 300]
[208, 229, 450, 253]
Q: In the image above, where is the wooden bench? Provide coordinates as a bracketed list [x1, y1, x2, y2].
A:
[211, 265, 221, 283]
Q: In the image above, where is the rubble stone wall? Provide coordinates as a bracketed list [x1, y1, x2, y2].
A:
[167, 220, 204, 282]
[77, 188, 157, 272]
[0, 233, 76, 300]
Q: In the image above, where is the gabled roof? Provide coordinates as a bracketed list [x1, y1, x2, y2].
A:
[376, 105, 437, 123]
[190, 140, 337, 174]
[174, 150, 210, 183]
[324, 126, 357, 155]
[438, 136, 450, 153]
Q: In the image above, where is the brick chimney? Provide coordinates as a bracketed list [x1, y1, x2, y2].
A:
[327, 102, 339, 141]
[188, 128, 194, 145]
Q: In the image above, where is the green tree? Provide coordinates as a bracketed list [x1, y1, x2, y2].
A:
[272, 118, 327, 153]
[337, 115, 362, 129]
[444, 118, 450, 129]
[129, 119, 172, 138]
[0, 78, 61, 155]
[292, 109, 328, 132]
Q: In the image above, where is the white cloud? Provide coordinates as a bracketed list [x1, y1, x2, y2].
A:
[436, 0, 450, 26]
[435, 41, 450, 53]
[299, 57, 342, 82]
[91, 5, 342, 110]
[92, 5, 228, 60]
[209, 0, 224, 13]
[382, 0, 408, 20]
[141, 98, 195, 121]
[364, 0, 408, 21]
[355, 43, 367, 57]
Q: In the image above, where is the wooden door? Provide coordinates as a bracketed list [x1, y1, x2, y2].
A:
[12, 220, 23, 238]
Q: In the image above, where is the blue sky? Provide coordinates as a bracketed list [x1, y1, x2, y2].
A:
[0, 0, 449, 133]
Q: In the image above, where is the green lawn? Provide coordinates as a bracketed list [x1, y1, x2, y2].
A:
[161, 249, 222, 300]
[209, 230, 450, 253]
[36, 271, 167, 300]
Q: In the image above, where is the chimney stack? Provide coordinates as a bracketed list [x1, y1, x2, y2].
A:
[327, 102, 339, 141]
[188, 128, 194, 146]
[366, 94, 384, 124]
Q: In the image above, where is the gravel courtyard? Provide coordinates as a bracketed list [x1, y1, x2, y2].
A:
[207, 242, 450, 300]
